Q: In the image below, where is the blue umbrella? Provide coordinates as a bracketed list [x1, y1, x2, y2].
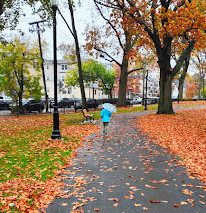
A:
[102, 103, 117, 113]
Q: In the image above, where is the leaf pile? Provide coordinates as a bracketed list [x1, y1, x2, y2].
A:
[0, 114, 99, 212]
[138, 108, 206, 183]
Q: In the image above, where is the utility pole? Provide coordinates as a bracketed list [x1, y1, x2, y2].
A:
[144, 70, 148, 110]
[142, 59, 146, 106]
[29, 20, 49, 112]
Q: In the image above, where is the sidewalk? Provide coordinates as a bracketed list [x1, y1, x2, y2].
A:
[46, 111, 206, 213]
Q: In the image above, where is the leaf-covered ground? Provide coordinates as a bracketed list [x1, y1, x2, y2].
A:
[0, 114, 99, 212]
[0, 101, 205, 212]
[138, 108, 206, 183]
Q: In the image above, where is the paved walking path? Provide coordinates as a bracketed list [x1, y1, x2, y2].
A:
[47, 109, 206, 213]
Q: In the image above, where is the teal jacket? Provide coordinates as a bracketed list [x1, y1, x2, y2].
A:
[101, 109, 112, 122]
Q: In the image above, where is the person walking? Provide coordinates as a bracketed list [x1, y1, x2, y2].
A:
[101, 108, 112, 134]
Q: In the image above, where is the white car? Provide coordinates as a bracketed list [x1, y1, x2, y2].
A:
[132, 97, 142, 104]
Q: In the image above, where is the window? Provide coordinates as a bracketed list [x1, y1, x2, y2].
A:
[62, 76, 65, 81]
[47, 65, 49, 69]
[68, 87, 72, 94]
[47, 87, 50, 93]
[46, 76, 49, 81]
[62, 64, 68, 70]
[94, 90, 97, 95]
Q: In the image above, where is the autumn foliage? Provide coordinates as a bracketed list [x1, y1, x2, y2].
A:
[138, 108, 206, 183]
[185, 84, 198, 99]
[0, 114, 99, 212]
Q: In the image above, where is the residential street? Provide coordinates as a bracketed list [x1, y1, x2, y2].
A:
[46, 110, 206, 213]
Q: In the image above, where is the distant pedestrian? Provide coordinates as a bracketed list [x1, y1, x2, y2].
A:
[101, 108, 112, 134]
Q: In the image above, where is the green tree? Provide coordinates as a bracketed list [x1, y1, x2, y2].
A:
[83, 60, 117, 99]
[0, 0, 52, 32]
[0, 38, 43, 113]
[65, 60, 116, 98]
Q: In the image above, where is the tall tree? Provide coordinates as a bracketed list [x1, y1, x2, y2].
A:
[192, 50, 206, 100]
[178, 54, 191, 100]
[171, 38, 191, 101]
[67, 0, 87, 109]
[98, 0, 206, 114]
[86, 0, 144, 106]
[0, 38, 43, 113]
[57, 1, 87, 109]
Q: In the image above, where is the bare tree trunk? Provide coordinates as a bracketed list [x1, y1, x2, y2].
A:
[68, 1, 87, 109]
[158, 68, 174, 114]
[179, 76, 184, 100]
[117, 57, 128, 107]
[198, 76, 202, 99]
[179, 53, 190, 100]
[117, 32, 132, 107]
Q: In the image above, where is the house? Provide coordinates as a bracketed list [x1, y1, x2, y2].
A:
[41, 60, 108, 100]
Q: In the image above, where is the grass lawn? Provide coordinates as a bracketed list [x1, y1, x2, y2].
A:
[0, 100, 205, 212]
[0, 114, 99, 212]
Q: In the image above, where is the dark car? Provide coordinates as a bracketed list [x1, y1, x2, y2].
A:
[58, 98, 73, 108]
[0, 100, 11, 110]
[23, 100, 44, 113]
[74, 99, 99, 112]
[126, 99, 133, 106]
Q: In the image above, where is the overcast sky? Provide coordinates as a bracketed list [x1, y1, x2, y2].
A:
[2, 1, 198, 77]
[3, 0, 99, 61]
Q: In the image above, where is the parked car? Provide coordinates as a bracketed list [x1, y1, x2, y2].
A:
[23, 100, 44, 113]
[126, 99, 133, 106]
[146, 97, 159, 104]
[131, 97, 142, 104]
[58, 98, 73, 108]
[0, 100, 11, 110]
[49, 98, 62, 108]
[74, 99, 99, 112]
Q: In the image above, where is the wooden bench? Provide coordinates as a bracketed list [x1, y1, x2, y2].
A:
[82, 109, 94, 122]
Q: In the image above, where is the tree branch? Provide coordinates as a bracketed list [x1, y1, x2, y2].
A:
[94, 0, 119, 10]
[172, 39, 195, 78]
[174, 0, 186, 12]
[94, 47, 121, 66]
[127, 67, 143, 75]
[151, 0, 158, 35]
[124, 0, 155, 43]
[58, 8, 74, 38]
[94, 0, 124, 49]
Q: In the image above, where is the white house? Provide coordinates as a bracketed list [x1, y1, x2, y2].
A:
[42, 60, 108, 100]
